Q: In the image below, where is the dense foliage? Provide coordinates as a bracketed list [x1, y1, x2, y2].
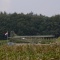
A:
[0, 12, 60, 39]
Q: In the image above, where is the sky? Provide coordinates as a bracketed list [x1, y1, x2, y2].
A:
[0, 0, 60, 17]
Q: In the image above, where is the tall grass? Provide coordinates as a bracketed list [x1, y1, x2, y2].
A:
[0, 40, 8, 45]
[0, 44, 60, 60]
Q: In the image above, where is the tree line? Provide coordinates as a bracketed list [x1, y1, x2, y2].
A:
[0, 12, 60, 39]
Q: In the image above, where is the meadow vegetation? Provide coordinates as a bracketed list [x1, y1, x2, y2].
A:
[0, 43, 60, 60]
[0, 37, 60, 60]
[0, 40, 8, 45]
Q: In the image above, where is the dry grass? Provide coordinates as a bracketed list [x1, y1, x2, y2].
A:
[0, 43, 60, 60]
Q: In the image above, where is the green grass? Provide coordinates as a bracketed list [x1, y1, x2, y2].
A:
[0, 40, 9, 45]
[0, 44, 60, 60]
[0, 38, 59, 60]
[56, 37, 60, 43]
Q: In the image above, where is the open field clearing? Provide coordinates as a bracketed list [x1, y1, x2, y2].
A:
[0, 37, 60, 60]
[0, 43, 60, 60]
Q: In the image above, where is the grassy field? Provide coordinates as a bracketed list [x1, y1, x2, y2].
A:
[0, 40, 8, 45]
[0, 43, 60, 60]
[0, 37, 60, 60]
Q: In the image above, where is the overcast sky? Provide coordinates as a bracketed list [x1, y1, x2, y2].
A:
[0, 0, 60, 17]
